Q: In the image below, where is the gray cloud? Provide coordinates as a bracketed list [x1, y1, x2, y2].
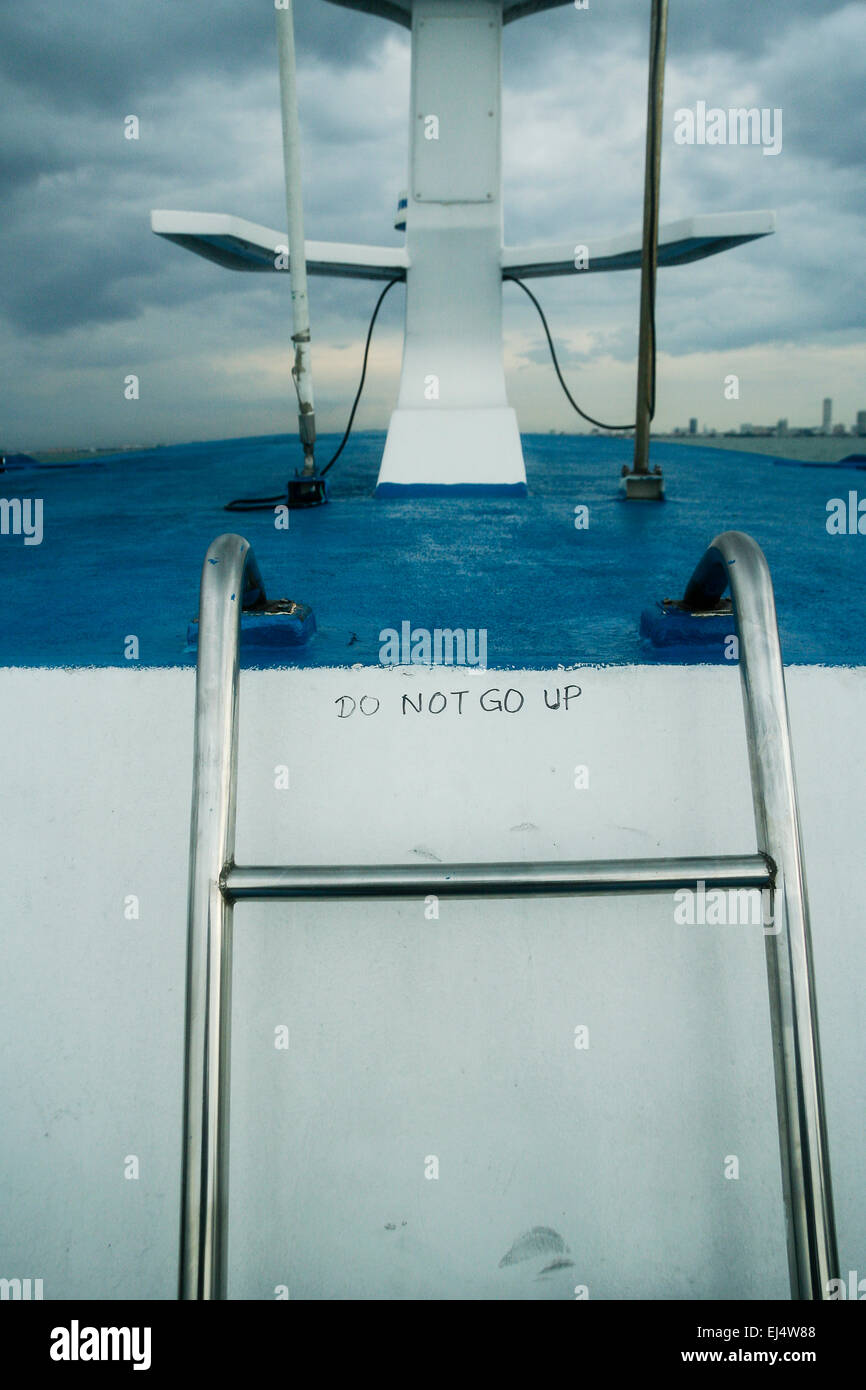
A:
[0, 0, 379, 113]
[1, 0, 864, 448]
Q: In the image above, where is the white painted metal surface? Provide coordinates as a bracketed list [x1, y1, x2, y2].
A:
[149, 211, 409, 280]
[381, 1, 525, 491]
[180, 531, 837, 1299]
[1, 665, 864, 1298]
[501, 212, 778, 279]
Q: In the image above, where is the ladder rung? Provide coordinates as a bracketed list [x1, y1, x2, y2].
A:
[223, 854, 772, 902]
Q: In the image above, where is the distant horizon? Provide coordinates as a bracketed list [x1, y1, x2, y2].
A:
[5, 384, 865, 456]
[7, 414, 866, 462]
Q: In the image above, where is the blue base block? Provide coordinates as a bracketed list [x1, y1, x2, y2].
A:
[187, 605, 316, 654]
[639, 602, 734, 660]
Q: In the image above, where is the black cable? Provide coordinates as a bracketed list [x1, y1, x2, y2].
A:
[224, 276, 400, 509]
[505, 274, 638, 432]
[320, 276, 399, 475]
[503, 0, 663, 435]
[224, 488, 287, 511]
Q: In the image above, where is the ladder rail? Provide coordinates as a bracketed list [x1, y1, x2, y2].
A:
[683, 530, 839, 1301]
[181, 534, 264, 1301]
[182, 529, 838, 1300]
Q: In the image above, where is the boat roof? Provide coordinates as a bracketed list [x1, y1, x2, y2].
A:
[2, 434, 863, 669]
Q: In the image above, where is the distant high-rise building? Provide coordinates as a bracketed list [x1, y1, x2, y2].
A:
[822, 398, 832, 434]
[857, 410, 866, 437]
[740, 423, 752, 434]
[777, 419, 788, 436]
[689, 418, 697, 435]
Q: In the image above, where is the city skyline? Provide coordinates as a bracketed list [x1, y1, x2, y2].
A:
[666, 397, 866, 440]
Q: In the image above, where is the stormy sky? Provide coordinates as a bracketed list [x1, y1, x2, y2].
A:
[1, 0, 864, 450]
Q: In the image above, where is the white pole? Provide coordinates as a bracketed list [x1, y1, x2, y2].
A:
[275, 0, 316, 476]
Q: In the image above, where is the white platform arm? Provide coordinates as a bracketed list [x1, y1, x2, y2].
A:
[150, 211, 408, 281]
[502, 210, 776, 279]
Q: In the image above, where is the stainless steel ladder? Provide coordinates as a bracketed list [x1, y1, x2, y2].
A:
[181, 529, 838, 1300]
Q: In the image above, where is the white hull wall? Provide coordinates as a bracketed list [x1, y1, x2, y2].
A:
[1, 665, 864, 1300]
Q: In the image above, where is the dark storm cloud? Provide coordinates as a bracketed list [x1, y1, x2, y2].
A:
[503, 0, 856, 79]
[0, 0, 379, 113]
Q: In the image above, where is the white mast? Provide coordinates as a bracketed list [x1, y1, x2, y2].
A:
[276, 0, 316, 477]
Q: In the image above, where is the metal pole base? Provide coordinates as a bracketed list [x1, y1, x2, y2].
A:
[287, 475, 328, 508]
[623, 471, 664, 500]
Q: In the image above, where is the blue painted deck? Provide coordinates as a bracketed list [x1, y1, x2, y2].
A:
[1, 433, 863, 668]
